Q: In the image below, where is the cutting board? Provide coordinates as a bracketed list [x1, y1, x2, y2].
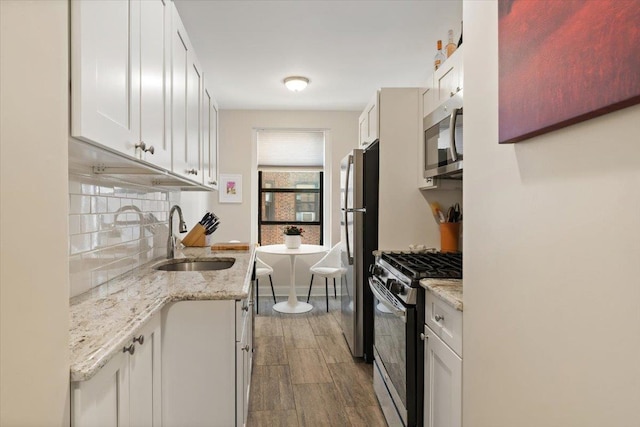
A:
[211, 242, 251, 251]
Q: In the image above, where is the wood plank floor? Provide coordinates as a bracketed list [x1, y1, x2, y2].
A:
[248, 295, 387, 427]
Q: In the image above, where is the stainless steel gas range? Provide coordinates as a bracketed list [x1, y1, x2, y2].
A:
[370, 251, 462, 427]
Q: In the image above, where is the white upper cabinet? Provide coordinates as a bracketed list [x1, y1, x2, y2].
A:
[139, 0, 172, 170]
[71, 0, 219, 189]
[171, 6, 202, 181]
[434, 46, 463, 107]
[202, 86, 219, 189]
[71, 0, 141, 156]
[358, 91, 379, 147]
[423, 45, 464, 119]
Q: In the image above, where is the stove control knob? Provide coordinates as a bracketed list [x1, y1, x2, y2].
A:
[388, 280, 404, 295]
[369, 264, 383, 276]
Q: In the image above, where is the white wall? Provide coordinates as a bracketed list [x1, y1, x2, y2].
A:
[463, 2, 640, 426]
[0, 1, 71, 425]
[181, 109, 360, 292]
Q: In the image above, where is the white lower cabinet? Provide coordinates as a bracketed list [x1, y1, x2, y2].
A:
[162, 293, 253, 426]
[423, 324, 462, 427]
[423, 290, 462, 427]
[71, 314, 162, 427]
[70, 292, 253, 427]
[236, 298, 253, 426]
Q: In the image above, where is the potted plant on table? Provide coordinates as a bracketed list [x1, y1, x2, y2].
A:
[283, 225, 304, 249]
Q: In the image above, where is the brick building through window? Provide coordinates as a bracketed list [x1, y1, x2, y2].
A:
[257, 130, 325, 245]
[258, 171, 323, 245]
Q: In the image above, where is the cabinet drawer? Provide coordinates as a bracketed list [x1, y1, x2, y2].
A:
[425, 290, 462, 356]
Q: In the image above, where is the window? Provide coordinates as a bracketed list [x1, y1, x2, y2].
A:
[257, 130, 324, 245]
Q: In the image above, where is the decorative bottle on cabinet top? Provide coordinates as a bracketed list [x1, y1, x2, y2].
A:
[434, 40, 446, 70]
[446, 29, 457, 57]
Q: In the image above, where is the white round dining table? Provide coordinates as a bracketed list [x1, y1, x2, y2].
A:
[256, 244, 327, 313]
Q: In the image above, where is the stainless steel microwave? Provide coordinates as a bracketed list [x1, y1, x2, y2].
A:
[423, 90, 463, 179]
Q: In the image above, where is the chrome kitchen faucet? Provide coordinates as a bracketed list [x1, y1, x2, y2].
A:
[167, 205, 188, 259]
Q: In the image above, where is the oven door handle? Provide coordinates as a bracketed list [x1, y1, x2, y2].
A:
[368, 278, 406, 322]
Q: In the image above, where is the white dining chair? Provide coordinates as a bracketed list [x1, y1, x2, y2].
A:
[306, 243, 344, 312]
[255, 257, 276, 314]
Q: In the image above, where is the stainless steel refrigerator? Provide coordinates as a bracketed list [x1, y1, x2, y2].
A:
[340, 141, 378, 362]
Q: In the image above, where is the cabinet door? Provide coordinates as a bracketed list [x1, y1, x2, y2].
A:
[71, 0, 141, 156]
[236, 337, 245, 426]
[186, 57, 203, 179]
[434, 47, 463, 105]
[203, 87, 219, 189]
[358, 113, 368, 147]
[422, 82, 438, 118]
[71, 352, 129, 427]
[140, 0, 171, 170]
[129, 315, 162, 427]
[162, 301, 235, 427]
[366, 94, 379, 143]
[359, 91, 379, 147]
[423, 325, 462, 427]
[171, 8, 201, 181]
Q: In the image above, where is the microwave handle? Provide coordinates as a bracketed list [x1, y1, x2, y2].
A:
[449, 108, 460, 162]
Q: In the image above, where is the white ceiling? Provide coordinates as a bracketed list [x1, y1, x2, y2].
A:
[174, 0, 462, 111]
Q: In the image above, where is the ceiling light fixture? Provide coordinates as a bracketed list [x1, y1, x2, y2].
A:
[283, 76, 309, 92]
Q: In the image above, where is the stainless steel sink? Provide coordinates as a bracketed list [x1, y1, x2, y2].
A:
[154, 258, 235, 272]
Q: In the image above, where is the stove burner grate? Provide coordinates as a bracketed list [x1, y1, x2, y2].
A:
[381, 251, 462, 279]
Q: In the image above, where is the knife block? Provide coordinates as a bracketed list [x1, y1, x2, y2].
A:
[181, 224, 212, 247]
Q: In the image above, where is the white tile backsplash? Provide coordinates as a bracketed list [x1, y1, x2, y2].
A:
[68, 174, 173, 297]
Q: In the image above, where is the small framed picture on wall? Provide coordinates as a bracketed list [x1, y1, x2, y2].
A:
[218, 174, 242, 203]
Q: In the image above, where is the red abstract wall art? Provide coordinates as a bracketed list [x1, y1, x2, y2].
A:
[498, 0, 640, 143]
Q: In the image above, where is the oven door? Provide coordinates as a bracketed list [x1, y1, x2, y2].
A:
[369, 277, 408, 425]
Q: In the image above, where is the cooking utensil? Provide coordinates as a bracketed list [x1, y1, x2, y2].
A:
[444, 203, 461, 222]
[429, 202, 442, 223]
[453, 203, 461, 222]
[447, 206, 455, 222]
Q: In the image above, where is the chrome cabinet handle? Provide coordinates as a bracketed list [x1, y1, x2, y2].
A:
[435, 315, 445, 322]
[136, 142, 155, 154]
[450, 91, 455, 97]
[242, 305, 249, 312]
[133, 335, 144, 345]
[186, 169, 198, 175]
[123, 344, 135, 355]
[242, 345, 250, 352]
[420, 332, 427, 341]
[208, 180, 217, 185]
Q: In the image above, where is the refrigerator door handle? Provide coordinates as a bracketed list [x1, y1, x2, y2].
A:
[345, 207, 367, 213]
[344, 155, 353, 265]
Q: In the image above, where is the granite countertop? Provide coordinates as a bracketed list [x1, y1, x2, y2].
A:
[69, 246, 255, 382]
[420, 278, 463, 311]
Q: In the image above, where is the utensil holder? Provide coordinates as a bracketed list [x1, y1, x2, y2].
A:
[440, 222, 461, 252]
[181, 224, 212, 247]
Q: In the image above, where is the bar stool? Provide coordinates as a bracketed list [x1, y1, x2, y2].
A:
[255, 257, 276, 314]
